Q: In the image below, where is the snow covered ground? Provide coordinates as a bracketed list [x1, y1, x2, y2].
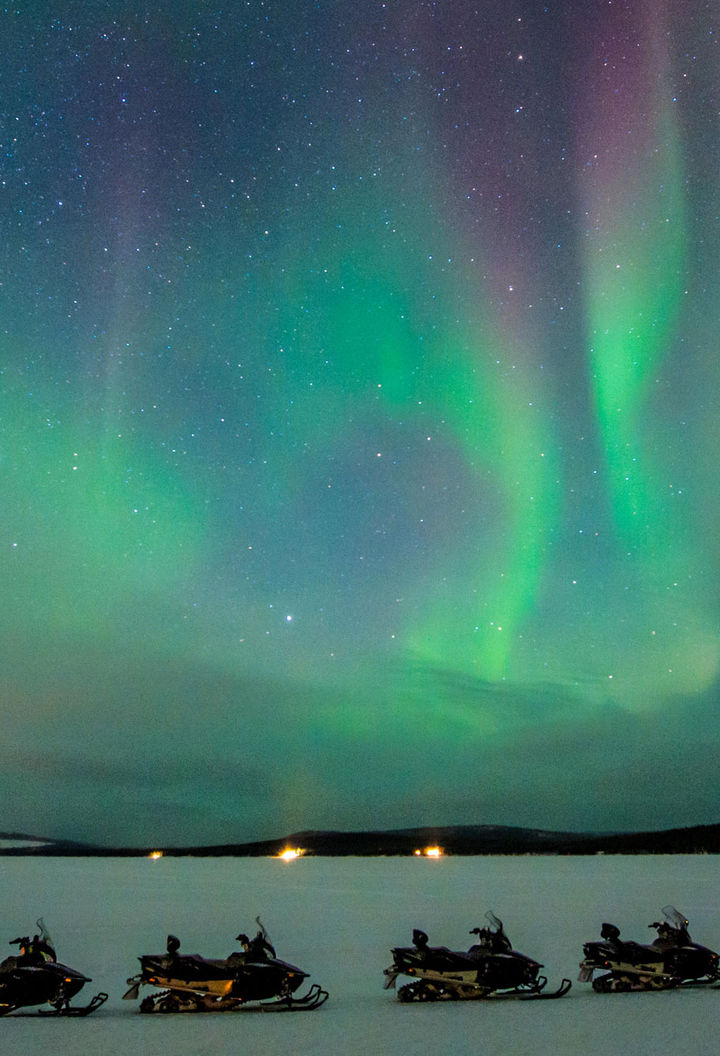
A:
[0, 840, 50, 850]
[1, 853, 719, 1055]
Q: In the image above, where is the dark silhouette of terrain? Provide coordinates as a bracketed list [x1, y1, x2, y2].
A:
[3, 821, 720, 856]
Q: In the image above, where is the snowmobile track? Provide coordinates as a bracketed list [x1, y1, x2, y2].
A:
[397, 976, 572, 1002]
[139, 983, 328, 1013]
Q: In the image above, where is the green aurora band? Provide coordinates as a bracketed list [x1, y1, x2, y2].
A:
[2, 0, 720, 843]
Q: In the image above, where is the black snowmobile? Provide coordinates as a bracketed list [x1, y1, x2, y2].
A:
[0, 920, 107, 1016]
[123, 920, 328, 1012]
[383, 911, 571, 1002]
[579, 905, 720, 992]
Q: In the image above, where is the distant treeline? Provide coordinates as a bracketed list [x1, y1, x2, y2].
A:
[2, 822, 720, 857]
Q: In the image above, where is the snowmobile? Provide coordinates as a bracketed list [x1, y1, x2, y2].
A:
[383, 911, 571, 1002]
[123, 920, 328, 1012]
[578, 905, 720, 992]
[0, 920, 107, 1016]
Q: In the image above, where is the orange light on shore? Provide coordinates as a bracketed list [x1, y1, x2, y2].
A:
[148, 850, 164, 860]
[414, 846, 443, 858]
[276, 847, 304, 862]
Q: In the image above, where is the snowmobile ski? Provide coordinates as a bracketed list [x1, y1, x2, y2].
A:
[259, 983, 329, 1011]
[37, 992, 109, 1016]
[2, 993, 109, 1018]
[491, 977, 572, 1000]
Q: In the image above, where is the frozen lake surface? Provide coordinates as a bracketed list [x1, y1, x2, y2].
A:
[2, 854, 719, 1055]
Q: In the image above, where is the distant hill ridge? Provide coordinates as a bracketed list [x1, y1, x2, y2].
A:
[2, 822, 720, 856]
[0, 832, 97, 850]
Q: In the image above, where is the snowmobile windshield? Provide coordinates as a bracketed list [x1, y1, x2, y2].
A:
[36, 918, 53, 945]
[34, 918, 57, 960]
[485, 911, 504, 933]
[662, 906, 689, 931]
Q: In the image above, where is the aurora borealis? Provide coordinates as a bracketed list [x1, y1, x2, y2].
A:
[2, 1, 719, 845]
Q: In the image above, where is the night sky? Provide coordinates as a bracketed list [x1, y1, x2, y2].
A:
[3, 1, 719, 846]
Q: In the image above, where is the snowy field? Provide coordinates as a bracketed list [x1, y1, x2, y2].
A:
[0, 841, 49, 851]
[1, 854, 720, 1055]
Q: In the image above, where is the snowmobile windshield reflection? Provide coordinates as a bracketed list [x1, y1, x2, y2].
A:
[123, 919, 328, 1013]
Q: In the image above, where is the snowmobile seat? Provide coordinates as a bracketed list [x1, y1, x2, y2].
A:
[615, 941, 665, 965]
